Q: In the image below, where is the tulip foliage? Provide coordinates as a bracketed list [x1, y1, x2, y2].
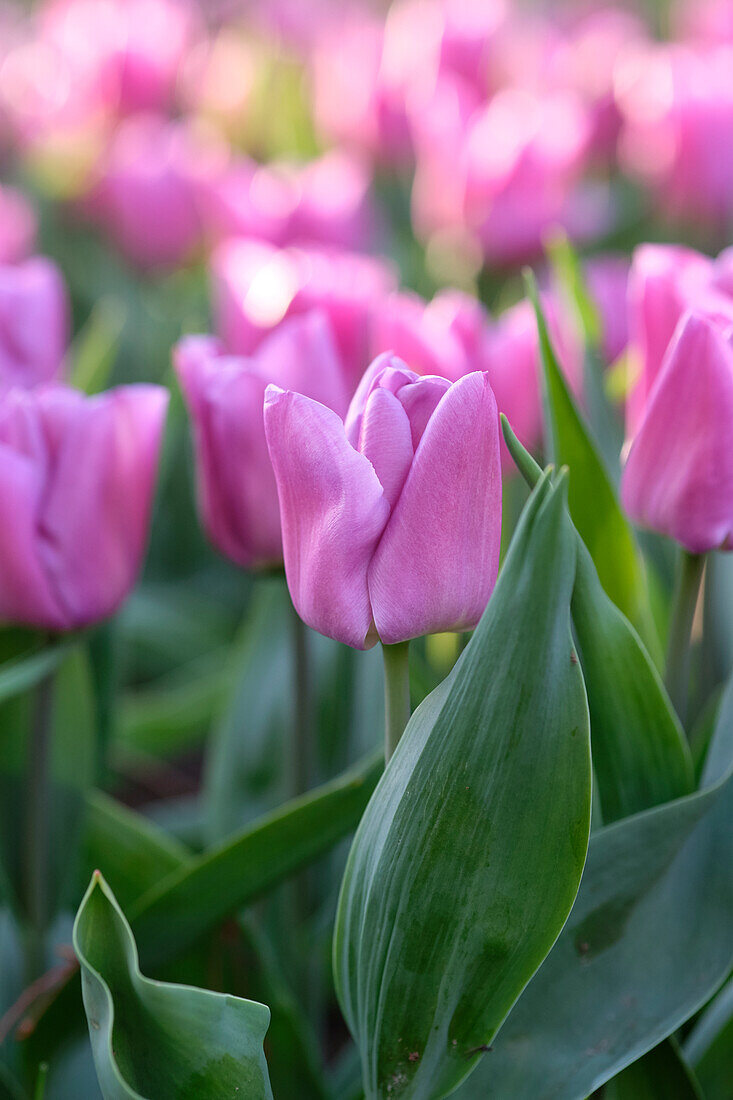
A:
[1, 2, 733, 1093]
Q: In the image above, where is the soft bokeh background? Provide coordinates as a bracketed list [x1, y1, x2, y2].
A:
[1, 1, 732, 1096]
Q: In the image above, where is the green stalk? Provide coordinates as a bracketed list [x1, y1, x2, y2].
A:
[290, 607, 312, 802]
[665, 551, 705, 726]
[382, 641, 411, 763]
[23, 668, 55, 983]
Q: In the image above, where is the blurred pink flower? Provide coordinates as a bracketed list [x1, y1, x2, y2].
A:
[585, 252, 630, 364]
[87, 113, 226, 269]
[483, 293, 582, 468]
[0, 258, 69, 389]
[174, 311, 350, 571]
[201, 151, 378, 253]
[0, 382, 167, 631]
[370, 289, 482, 381]
[38, 0, 198, 115]
[265, 357, 502, 648]
[622, 310, 733, 552]
[0, 185, 37, 264]
[210, 238, 396, 388]
[617, 42, 733, 226]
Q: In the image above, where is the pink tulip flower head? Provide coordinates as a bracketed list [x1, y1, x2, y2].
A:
[0, 383, 168, 632]
[622, 310, 733, 553]
[0, 258, 69, 390]
[210, 238, 396, 388]
[370, 290, 485, 382]
[175, 311, 350, 571]
[264, 356, 502, 649]
[625, 244, 733, 438]
[89, 113, 225, 270]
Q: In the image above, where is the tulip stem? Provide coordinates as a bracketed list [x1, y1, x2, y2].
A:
[23, 665, 55, 984]
[290, 608, 312, 801]
[665, 550, 705, 726]
[383, 642, 411, 763]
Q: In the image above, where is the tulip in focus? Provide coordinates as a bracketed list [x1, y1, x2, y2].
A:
[0, 257, 69, 389]
[264, 356, 502, 649]
[622, 311, 733, 553]
[175, 311, 350, 571]
[0, 383, 168, 631]
[210, 238, 396, 387]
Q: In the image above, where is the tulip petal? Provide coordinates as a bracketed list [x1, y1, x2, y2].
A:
[176, 339, 282, 569]
[358, 387, 413, 508]
[251, 311, 350, 417]
[343, 353, 413, 447]
[38, 385, 168, 628]
[395, 375, 451, 448]
[0, 445, 65, 629]
[368, 371, 502, 643]
[622, 313, 733, 553]
[264, 386, 390, 649]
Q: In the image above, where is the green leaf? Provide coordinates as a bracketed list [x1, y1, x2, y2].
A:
[501, 415, 693, 822]
[68, 297, 126, 395]
[129, 752, 382, 969]
[684, 977, 733, 1099]
[604, 1037, 702, 1099]
[458, 672, 733, 1098]
[73, 872, 273, 1100]
[0, 644, 95, 919]
[526, 272, 657, 651]
[0, 642, 71, 707]
[334, 472, 592, 1100]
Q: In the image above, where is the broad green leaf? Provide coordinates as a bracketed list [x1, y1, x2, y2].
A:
[129, 751, 382, 969]
[458, 672, 733, 1098]
[73, 873, 272, 1100]
[604, 1037, 702, 1099]
[501, 416, 693, 822]
[0, 645, 95, 920]
[334, 472, 592, 1100]
[684, 977, 733, 1099]
[526, 273, 656, 651]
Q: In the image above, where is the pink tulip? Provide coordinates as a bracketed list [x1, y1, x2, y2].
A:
[617, 43, 733, 226]
[210, 238, 396, 388]
[483, 294, 582, 467]
[0, 185, 37, 264]
[0, 258, 69, 390]
[462, 88, 608, 264]
[0, 383, 167, 631]
[621, 311, 733, 553]
[264, 357, 502, 649]
[585, 253, 630, 365]
[175, 311, 350, 571]
[370, 290, 483, 382]
[88, 114, 225, 269]
[201, 151, 377, 254]
[626, 244, 733, 438]
[39, 0, 197, 116]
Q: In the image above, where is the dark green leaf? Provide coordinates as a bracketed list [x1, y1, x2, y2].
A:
[334, 472, 592, 1100]
[459, 673, 733, 1099]
[73, 872, 273, 1099]
[526, 272, 657, 652]
[684, 977, 733, 1100]
[0, 645, 95, 919]
[501, 415, 693, 822]
[604, 1037, 702, 1099]
[130, 752, 382, 969]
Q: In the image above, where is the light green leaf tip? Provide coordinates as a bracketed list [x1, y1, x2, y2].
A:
[73, 871, 273, 1100]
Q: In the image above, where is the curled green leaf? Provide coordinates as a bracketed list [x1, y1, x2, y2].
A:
[73, 872, 273, 1100]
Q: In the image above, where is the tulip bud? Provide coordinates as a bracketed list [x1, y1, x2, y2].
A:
[175, 311, 350, 571]
[621, 311, 733, 553]
[264, 357, 502, 648]
[0, 383, 168, 632]
[0, 258, 69, 390]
